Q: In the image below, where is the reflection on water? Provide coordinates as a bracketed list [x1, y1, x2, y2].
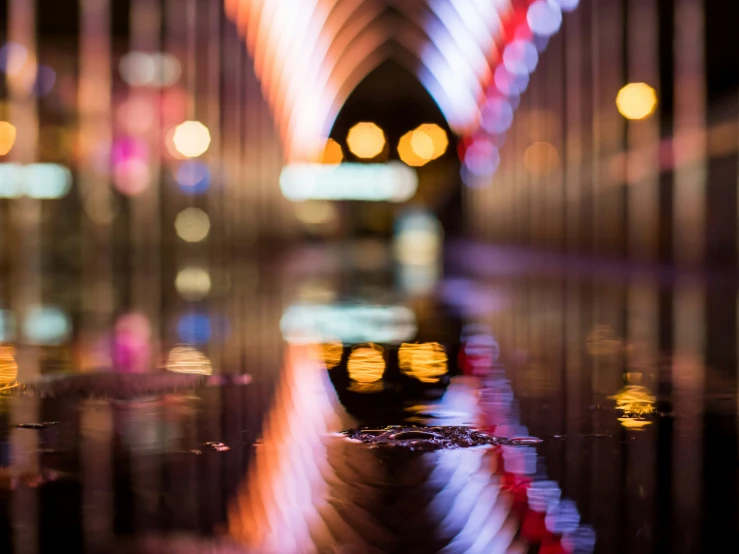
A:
[0, 243, 736, 552]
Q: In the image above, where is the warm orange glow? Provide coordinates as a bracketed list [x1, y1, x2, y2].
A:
[171, 120, 211, 158]
[166, 345, 213, 375]
[346, 122, 385, 159]
[616, 82, 658, 120]
[321, 342, 343, 369]
[347, 343, 385, 390]
[0, 122, 17, 156]
[398, 131, 429, 167]
[414, 123, 448, 159]
[610, 381, 656, 429]
[411, 129, 435, 160]
[321, 138, 343, 164]
[0, 346, 18, 391]
[523, 141, 560, 176]
[398, 342, 448, 383]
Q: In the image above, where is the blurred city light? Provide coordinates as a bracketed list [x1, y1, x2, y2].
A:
[523, 141, 560, 176]
[114, 313, 152, 373]
[411, 129, 435, 160]
[464, 138, 501, 177]
[23, 306, 71, 345]
[175, 207, 211, 242]
[120, 51, 181, 88]
[32, 65, 56, 96]
[177, 313, 212, 344]
[321, 138, 343, 164]
[398, 131, 430, 167]
[347, 343, 385, 389]
[320, 342, 343, 369]
[0, 346, 18, 391]
[165, 345, 212, 375]
[398, 342, 448, 383]
[503, 40, 539, 76]
[394, 209, 443, 266]
[481, 96, 514, 134]
[0, 42, 28, 76]
[0, 163, 73, 198]
[280, 303, 417, 345]
[0, 122, 17, 155]
[171, 121, 211, 158]
[616, 82, 658, 120]
[112, 137, 151, 196]
[346, 122, 386, 159]
[175, 267, 212, 301]
[174, 160, 211, 194]
[280, 162, 417, 202]
[527, 0, 563, 37]
[293, 201, 338, 225]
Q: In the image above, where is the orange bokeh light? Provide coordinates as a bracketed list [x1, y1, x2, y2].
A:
[0, 122, 17, 156]
[346, 122, 385, 159]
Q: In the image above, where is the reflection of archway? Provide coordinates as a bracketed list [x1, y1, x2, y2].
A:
[224, 0, 519, 161]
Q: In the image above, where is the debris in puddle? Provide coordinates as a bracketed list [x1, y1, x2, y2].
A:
[552, 435, 566, 440]
[205, 442, 231, 452]
[345, 425, 498, 451]
[15, 421, 59, 430]
[184, 449, 202, 455]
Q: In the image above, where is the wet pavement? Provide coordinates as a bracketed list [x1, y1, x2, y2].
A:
[0, 241, 737, 553]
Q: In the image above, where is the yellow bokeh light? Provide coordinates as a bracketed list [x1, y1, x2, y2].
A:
[346, 122, 386, 159]
[171, 120, 211, 158]
[616, 82, 658, 120]
[0, 122, 17, 156]
[410, 130, 435, 160]
[175, 207, 210, 242]
[321, 138, 343, 164]
[399, 342, 448, 383]
[523, 141, 560, 176]
[175, 267, 211, 300]
[166, 345, 213, 375]
[321, 342, 343, 369]
[415, 123, 448, 159]
[398, 131, 428, 167]
[0, 345, 19, 391]
[347, 343, 385, 389]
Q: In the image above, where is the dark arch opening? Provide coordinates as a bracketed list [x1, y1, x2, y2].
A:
[329, 59, 463, 237]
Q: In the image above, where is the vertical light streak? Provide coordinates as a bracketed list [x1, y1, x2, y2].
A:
[7, 1, 40, 551]
[673, 0, 706, 266]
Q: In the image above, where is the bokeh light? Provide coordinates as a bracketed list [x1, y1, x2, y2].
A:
[177, 313, 212, 344]
[0, 346, 18, 391]
[464, 138, 501, 177]
[175, 207, 210, 242]
[114, 313, 152, 373]
[394, 210, 443, 266]
[174, 160, 211, 194]
[398, 131, 429, 167]
[321, 138, 343, 164]
[175, 267, 212, 300]
[398, 342, 448, 383]
[24, 163, 73, 198]
[120, 51, 181, 87]
[166, 345, 212, 375]
[171, 121, 211, 158]
[0, 43, 28, 76]
[112, 137, 150, 196]
[0, 122, 17, 156]
[23, 306, 71, 345]
[481, 97, 514, 133]
[32, 65, 56, 96]
[293, 201, 337, 225]
[117, 97, 156, 135]
[503, 40, 539, 76]
[523, 141, 560, 176]
[410, 129, 435, 160]
[320, 342, 343, 369]
[347, 343, 385, 391]
[527, 0, 563, 37]
[346, 122, 386, 159]
[616, 82, 658, 120]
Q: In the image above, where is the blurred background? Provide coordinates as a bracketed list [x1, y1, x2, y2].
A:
[0, 0, 738, 553]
